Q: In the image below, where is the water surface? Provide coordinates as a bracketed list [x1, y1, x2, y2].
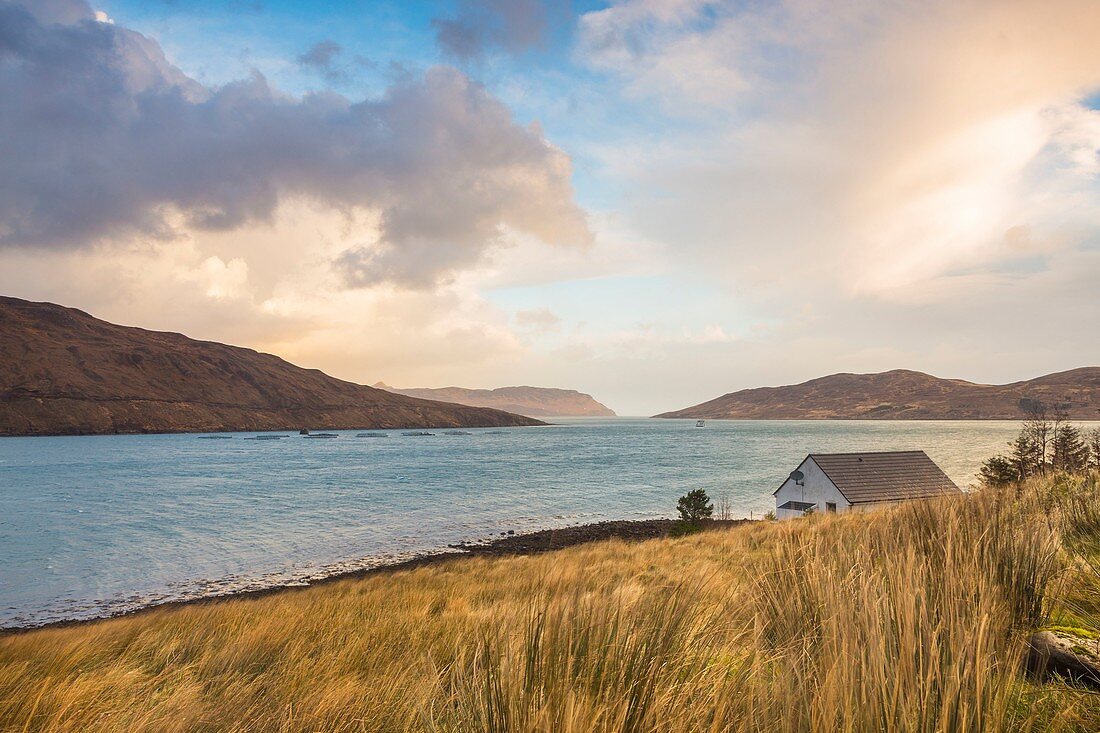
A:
[0, 418, 1055, 627]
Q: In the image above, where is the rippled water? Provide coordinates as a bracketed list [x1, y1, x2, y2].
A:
[0, 417, 1055, 627]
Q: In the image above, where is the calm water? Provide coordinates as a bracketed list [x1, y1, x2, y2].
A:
[0, 418, 1048, 628]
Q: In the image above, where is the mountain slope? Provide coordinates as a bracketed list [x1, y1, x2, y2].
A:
[655, 368, 1100, 420]
[374, 383, 615, 417]
[0, 297, 542, 435]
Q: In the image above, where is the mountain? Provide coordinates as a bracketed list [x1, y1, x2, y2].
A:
[655, 368, 1100, 420]
[373, 383, 615, 418]
[0, 297, 542, 436]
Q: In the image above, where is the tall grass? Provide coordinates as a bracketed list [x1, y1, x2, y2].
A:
[746, 486, 1066, 733]
[2, 475, 1099, 732]
[433, 586, 724, 733]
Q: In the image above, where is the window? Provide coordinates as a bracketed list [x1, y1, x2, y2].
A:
[825, 502, 837, 513]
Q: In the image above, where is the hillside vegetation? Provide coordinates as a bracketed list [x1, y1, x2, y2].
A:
[656, 368, 1100, 419]
[3, 474, 1100, 732]
[0, 297, 539, 435]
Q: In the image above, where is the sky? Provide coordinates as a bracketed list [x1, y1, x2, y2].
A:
[1, 0, 1098, 416]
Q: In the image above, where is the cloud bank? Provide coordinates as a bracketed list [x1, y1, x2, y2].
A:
[0, 0, 589, 287]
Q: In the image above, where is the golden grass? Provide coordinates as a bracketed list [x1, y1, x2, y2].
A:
[3, 474, 1100, 732]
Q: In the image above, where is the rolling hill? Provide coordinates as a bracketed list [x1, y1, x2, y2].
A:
[374, 383, 615, 417]
[655, 368, 1100, 420]
[0, 296, 542, 435]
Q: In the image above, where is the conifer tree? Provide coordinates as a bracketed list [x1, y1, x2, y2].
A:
[677, 489, 714, 525]
[1009, 432, 1042, 478]
[1052, 423, 1089, 473]
[1083, 427, 1100, 472]
[980, 455, 1018, 486]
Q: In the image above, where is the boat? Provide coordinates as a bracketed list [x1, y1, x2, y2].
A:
[355, 432, 389, 438]
[402, 431, 435, 437]
[696, 420, 706, 428]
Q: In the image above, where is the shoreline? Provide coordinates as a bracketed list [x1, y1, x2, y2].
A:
[0, 420, 552, 439]
[0, 517, 750, 636]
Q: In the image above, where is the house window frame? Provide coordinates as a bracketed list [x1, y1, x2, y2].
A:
[825, 502, 837, 513]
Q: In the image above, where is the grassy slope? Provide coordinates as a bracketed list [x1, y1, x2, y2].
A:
[3, 475, 1100, 732]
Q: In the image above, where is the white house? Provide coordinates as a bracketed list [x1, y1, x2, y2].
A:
[774, 450, 961, 519]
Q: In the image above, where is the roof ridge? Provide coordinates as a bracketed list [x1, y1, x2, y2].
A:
[809, 449, 927, 457]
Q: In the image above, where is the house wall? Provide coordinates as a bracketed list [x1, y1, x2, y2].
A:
[775, 457, 852, 519]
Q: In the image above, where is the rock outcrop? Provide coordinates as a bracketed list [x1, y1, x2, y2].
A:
[1027, 629, 1100, 688]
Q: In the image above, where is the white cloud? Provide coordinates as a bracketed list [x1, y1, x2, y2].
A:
[200, 256, 249, 299]
[514, 307, 561, 333]
[686, 324, 735, 344]
[1048, 103, 1100, 176]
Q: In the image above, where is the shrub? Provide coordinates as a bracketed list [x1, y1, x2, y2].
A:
[676, 489, 713, 524]
[980, 455, 1019, 486]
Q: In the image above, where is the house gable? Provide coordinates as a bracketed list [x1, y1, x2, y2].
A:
[774, 456, 850, 518]
[773, 454, 814, 496]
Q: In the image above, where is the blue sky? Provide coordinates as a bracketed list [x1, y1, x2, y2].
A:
[2, 0, 1099, 414]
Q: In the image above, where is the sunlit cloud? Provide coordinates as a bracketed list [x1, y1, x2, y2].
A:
[577, 0, 1100, 299]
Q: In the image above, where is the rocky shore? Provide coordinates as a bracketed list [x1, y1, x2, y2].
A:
[453, 518, 748, 555]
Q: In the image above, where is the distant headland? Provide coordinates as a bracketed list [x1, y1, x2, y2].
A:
[0, 296, 541, 436]
[374, 383, 615, 418]
[656, 368, 1100, 420]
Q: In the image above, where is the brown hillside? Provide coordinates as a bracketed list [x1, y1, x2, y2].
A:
[0, 297, 542, 435]
[655, 368, 1100, 420]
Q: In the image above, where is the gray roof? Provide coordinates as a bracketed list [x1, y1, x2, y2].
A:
[808, 450, 961, 504]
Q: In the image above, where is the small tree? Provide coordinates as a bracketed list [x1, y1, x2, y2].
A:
[1087, 428, 1100, 471]
[677, 489, 714, 525]
[1021, 401, 1052, 474]
[980, 455, 1018, 486]
[1052, 423, 1089, 473]
[1009, 432, 1042, 479]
